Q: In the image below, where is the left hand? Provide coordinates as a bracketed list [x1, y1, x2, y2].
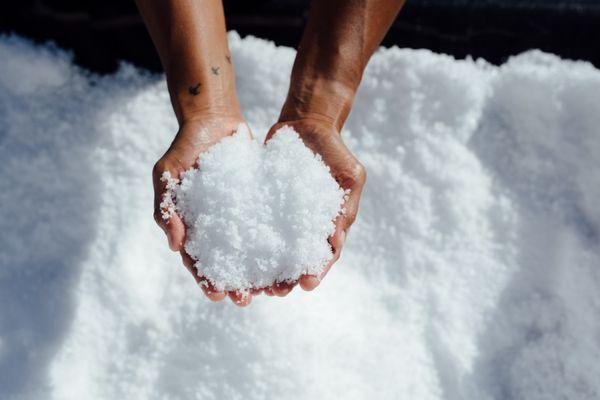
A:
[152, 115, 256, 307]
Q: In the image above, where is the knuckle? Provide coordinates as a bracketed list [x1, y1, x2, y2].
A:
[339, 161, 367, 188]
[152, 160, 166, 180]
[352, 162, 367, 185]
[153, 209, 165, 225]
[153, 156, 188, 182]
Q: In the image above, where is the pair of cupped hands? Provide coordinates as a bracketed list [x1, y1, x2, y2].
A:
[153, 112, 366, 306]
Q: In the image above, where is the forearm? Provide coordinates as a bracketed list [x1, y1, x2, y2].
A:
[135, 0, 240, 124]
[281, 0, 405, 130]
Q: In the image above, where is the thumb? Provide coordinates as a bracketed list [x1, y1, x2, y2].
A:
[331, 169, 364, 253]
[152, 164, 186, 251]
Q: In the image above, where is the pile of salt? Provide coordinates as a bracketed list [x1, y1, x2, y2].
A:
[164, 125, 346, 291]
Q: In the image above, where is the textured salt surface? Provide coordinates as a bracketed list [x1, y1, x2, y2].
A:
[2, 33, 600, 399]
[169, 125, 345, 291]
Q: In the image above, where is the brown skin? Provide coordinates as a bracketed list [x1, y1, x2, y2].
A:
[136, 0, 405, 306]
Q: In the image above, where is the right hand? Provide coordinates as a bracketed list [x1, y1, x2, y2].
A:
[152, 114, 255, 306]
[262, 118, 366, 297]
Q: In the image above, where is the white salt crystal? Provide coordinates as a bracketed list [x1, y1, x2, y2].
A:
[172, 124, 346, 291]
[159, 171, 178, 220]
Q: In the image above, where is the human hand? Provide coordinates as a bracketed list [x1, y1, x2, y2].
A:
[262, 118, 366, 297]
[153, 115, 258, 307]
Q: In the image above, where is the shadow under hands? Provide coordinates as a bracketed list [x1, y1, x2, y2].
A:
[0, 44, 111, 397]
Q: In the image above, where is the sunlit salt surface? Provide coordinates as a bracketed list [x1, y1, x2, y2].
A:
[1, 33, 600, 399]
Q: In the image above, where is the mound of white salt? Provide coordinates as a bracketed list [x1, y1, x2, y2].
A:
[168, 125, 346, 291]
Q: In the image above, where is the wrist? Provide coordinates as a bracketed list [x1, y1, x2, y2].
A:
[173, 114, 246, 154]
[279, 77, 356, 131]
[165, 58, 241, 126]
[175, 96, 242, 128]
[174, 91, 242, 128]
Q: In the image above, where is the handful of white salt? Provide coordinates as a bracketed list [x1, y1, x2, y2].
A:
[164, 125, 346, 292]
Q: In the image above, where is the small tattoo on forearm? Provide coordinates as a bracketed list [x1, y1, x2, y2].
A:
[188, 82, 201, 96]
[225, 55, 231, 64]
[211, 66, 220, 75]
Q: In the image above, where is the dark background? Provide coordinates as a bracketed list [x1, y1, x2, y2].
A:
[1, 0, 599, 73]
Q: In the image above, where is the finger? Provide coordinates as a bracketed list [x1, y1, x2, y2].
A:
[271, 281, 297, 297]
[328, 217, 347, 255]
[180, 250, 226, 302]
[336, 183, 363, 244]
[163, 213, 186, 251]
[199, 278, 228, 302]
[242, 123, 254, 139]
[299, 255, 338, 292]
[228, 290, 252, 307]
[299, 224, 345, 291]
[153, 165, 185, 252]
[264, 282, 282, 296]
[263, 123, 281, 144]
[300, 164, 362, 291]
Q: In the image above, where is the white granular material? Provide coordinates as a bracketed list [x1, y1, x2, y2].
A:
[169, 125, 346, 291]
[159, 171, 179, 220]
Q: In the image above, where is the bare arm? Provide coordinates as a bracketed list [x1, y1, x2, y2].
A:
[135, 0, 241, 124]
[281, 0, 406, 130]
